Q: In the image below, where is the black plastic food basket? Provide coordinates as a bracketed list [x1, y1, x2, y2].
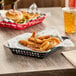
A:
[7, 36, 69, 59]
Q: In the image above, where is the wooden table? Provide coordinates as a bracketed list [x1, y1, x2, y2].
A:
[0, 7, 76, 76]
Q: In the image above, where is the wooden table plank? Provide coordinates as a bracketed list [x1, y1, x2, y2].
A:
[0, 7, 75, 75]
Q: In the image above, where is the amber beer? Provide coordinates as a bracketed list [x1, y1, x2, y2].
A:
[0, 0, 4, 9]
[63, 8, 76, 34]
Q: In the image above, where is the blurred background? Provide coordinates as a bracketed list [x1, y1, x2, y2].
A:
[4, 0, 65, 9]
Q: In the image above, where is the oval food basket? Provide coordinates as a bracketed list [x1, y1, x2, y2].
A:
[4, 30, 69, 59]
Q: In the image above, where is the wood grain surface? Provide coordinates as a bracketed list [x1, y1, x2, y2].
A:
[17, 0, 65, 8]
[4, 0, 65, 9]
[0, 8, 76, 76]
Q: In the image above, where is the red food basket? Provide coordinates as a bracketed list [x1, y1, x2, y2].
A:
[0, 15, 46, 30]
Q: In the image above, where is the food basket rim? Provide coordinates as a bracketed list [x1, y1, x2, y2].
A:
[4, 32, 63, 53]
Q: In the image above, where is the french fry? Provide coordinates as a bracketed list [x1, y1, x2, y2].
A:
[19, 40, 28, 46]
[40, 41, 50, 50]
[42, 37, 51, 42]
[28, 37, 35, 42]
[35, 38, 43, 44]
[28, 37, 43, 44]
[27, 43, 40, 49]
[50, 40, 58, 47]
[43, 37, 61, 43]
[38, 35, 50, 40]
[27, 41, 35, 45]
[31, 32, 36, 38]
[46, 43, 53, 50]
[50, 37, 61, 44]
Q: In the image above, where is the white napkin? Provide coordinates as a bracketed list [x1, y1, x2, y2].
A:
[27, 3, 51, 16]
[56, 39, 74, 47]
[62, 50, 76, 67]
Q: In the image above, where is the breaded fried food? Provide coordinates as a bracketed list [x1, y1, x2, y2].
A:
[38, 35, 50, 40]
[30, 13, 40, 19]
[19, 40, 35, 46]
[22, 11, 31, 20]
[19, 40, 28, 46]
[50, 37, 61, 44]
[19, 32, 61, 52]
[28, 32, 36, 42]
[22, 11, 40, 20]
[35, 38, 43, 44]
[40, 41, 50, 51]
[46, 43, 53, 50]
[28, 37, 35, 42]
[31, 32, 36, 38]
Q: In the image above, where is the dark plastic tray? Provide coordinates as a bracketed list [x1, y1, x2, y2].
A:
[7, 36, 69, 59]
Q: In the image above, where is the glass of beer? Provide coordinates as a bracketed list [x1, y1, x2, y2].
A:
[63, 8, 76, 34]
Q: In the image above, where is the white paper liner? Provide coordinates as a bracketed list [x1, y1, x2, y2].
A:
[4, 28, 74, 51]
[26, 3, 51, 16]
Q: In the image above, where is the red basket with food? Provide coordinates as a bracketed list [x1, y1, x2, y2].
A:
[0, 9, 46, 30]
